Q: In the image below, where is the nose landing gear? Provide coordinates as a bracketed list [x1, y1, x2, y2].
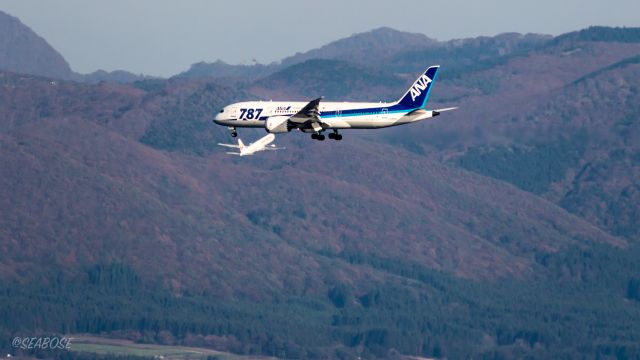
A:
[228, 127, 238, 137]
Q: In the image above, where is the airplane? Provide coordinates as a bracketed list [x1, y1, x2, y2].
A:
[213, 65, 456, 141]
[218, 133, 284, 156]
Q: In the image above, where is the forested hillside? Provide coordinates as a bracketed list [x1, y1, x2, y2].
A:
[1, 21, 640, 359]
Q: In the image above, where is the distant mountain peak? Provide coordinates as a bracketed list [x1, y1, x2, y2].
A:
[280, 27, 437, 67]
[0, 10, 74, 79]
[367, 26, 434, 38]
[369, 26, 397, 32]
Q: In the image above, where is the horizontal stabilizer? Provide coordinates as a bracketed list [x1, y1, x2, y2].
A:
[434, 107, 458, 112]
[432, 107, 458, 116]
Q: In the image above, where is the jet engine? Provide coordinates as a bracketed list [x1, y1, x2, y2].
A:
[265, 116, 290, 133]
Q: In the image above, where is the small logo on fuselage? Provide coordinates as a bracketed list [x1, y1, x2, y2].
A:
[410, 74, 432, 102]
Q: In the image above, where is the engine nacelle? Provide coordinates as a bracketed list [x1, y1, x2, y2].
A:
[265, 116, 290, 134]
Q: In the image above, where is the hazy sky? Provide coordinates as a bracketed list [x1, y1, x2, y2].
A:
[1, 0, 638, 77]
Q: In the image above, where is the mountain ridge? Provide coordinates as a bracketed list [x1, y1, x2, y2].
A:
[178, 29, 552, 81]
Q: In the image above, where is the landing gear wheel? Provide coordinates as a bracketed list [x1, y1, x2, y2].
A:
[229, 127, 238, 138]
[328, 132, 342, 141]
[317, 134, 325, 141]
[311, 133, 326, 141]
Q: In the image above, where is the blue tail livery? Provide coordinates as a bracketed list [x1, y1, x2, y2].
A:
[395, 65, 440, 110]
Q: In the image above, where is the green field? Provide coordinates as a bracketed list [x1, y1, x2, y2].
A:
[70, 336, 274, 360]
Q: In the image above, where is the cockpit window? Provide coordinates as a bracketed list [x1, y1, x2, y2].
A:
[219, 109, 224, 113]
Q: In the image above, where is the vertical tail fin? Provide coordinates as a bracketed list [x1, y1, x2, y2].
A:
[396, 65, 440, 109]
[238, 139, 245, 150]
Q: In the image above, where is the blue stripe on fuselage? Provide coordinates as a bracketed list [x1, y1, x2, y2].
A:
[254, 103, 417, 121]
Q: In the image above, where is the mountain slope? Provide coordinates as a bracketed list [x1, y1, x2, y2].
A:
[412, 36, 640, 241]
[0, 10, 74, 79]
[0, 71, 624, 289]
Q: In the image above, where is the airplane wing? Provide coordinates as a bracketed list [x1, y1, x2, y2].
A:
[289, 97, 322, 123]
[218, 143, 240, 148]
[289, 97, 324, 132]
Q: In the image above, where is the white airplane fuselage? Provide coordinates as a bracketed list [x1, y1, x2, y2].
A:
[238, 133, 276, 156]
[218, 133, 282, 156]
[214, 101, 438, 131]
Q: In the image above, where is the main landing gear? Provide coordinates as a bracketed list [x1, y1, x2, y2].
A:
[328, 131, 343, 141]
[228, 127, 238, 137]
[312, 130, 342, 141]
